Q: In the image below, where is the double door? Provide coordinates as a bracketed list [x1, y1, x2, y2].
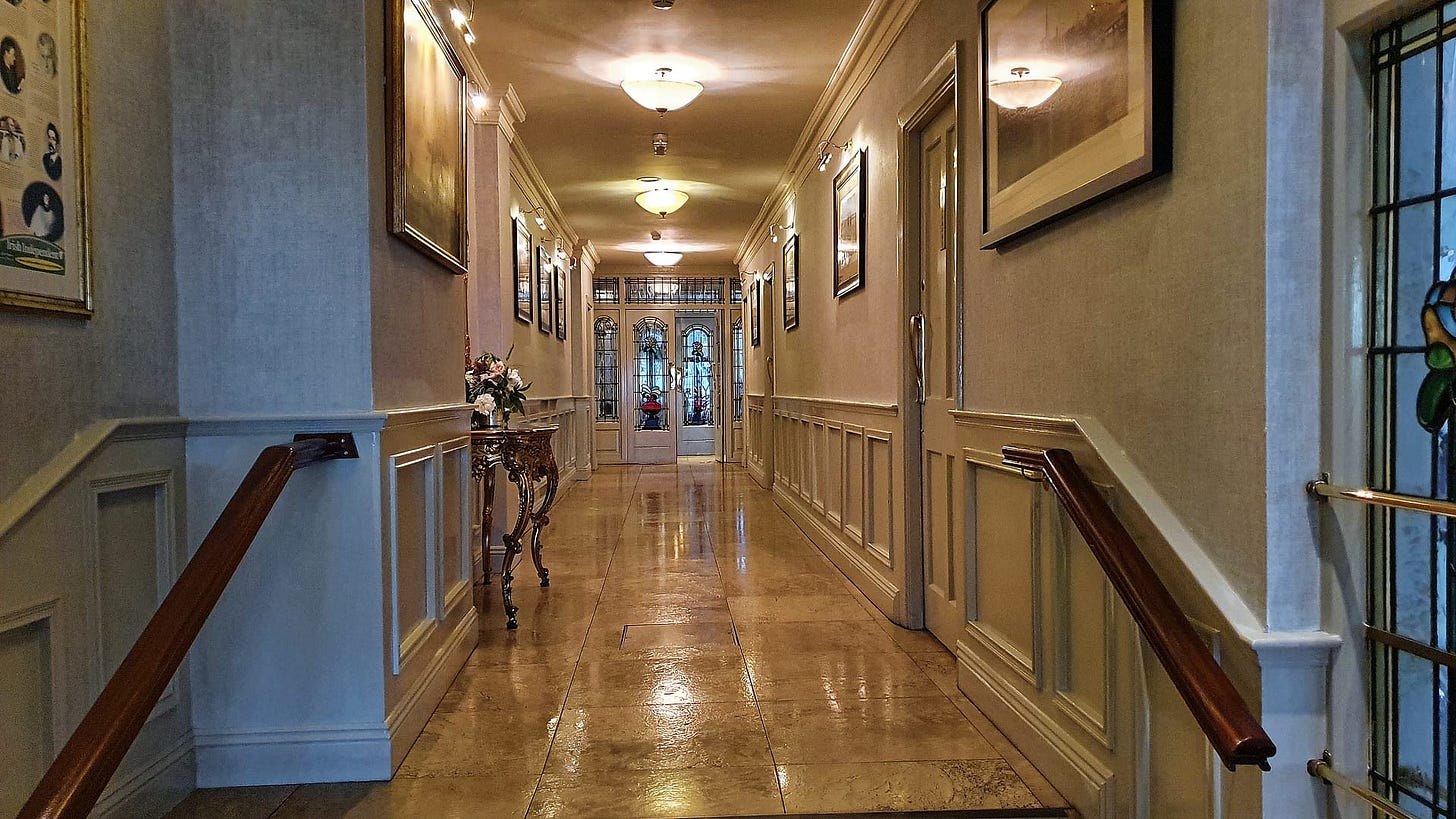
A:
[623, 309, 723, 463]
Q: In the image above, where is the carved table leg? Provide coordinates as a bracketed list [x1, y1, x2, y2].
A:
[502, 465, 534, 630]
[529, 462, 559, 588]
[480, 463, 495, 587]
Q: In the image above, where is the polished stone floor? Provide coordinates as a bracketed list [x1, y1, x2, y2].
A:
[169, 463, 1066, 818]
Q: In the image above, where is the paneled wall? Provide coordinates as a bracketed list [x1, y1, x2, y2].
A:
[745, 394, 769, 484]
[767, 397, 904, 618]
[0, 422, 193, 818]
[378, 407, 478, 769]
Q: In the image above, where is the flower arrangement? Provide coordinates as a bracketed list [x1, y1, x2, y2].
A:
[466, 350, 530, 429]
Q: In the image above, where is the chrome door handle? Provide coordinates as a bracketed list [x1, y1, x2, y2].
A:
[910, 313, 926, 404]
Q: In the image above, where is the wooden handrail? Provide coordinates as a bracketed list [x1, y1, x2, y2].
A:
[17, 433, 358, 819]
[1001, 445, 1276, 772]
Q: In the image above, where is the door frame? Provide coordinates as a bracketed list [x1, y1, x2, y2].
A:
[899, 43, 965, 631]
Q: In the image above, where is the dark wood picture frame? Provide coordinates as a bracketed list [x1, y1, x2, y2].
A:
[537, 247, 553, 334]
[782, 235, 799, 330]
[977, 0, 1173, 248]
[751, 278, 762, 347]
[513, 218, 532, 323]
[555, 262, 567, 340]
[832, 150, 866, 298]
[386, 0, 468, 274]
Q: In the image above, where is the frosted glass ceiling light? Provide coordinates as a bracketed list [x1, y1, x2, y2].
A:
[987, 67, 1062, 110]
[645, 251, 684, 266]
[635, 187, 689, 218]
[621, 67, 704, 115]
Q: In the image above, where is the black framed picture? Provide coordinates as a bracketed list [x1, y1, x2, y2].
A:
[555, 262, 567, 340]
[832, 149, 866, 297]
[537, 247, 552, 333]
[782, 235, 799, 330]
[513, 218, 532, 323]
[751, 278, 761, 347]
[385, 0, 467, 274]
[977, 0, 1173, 248]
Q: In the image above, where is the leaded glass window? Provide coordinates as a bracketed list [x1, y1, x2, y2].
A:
[729, 277, 743, 303]
[1370, 6, 1456, 814]
[681, 324, 715, 427]
[634, 317, 670, 431]
[625, 277, 724, 304]
[732, 318, 744, 421]
[594, 277, 620, 303]
[594, 316, 618, 421]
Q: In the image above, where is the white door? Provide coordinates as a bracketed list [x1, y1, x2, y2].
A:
[676, 311, 720, 457]
[624, 310, 677, 464]
[915, 103, 962, 647]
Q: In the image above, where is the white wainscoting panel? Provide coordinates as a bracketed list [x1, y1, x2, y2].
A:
[768, 398, 903, 619]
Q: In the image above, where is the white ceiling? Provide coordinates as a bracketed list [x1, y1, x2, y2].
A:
[468, 0, 873, 265]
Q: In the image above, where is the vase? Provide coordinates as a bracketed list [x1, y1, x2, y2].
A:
[473, 408, 502, 430]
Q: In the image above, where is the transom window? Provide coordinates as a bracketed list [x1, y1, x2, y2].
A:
[1369, 5, 1456, 814]
[625, 277, 724, 304]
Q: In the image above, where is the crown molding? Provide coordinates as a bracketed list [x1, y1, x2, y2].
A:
[509, 139, 580, 249]
[734, 0, 923, 267]
[577, 240, 601, 268]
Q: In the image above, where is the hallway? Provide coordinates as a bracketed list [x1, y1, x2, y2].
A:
[169, 463, 1067, 818]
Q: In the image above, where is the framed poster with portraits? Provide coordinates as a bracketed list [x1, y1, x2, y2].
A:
[978, 0, 1172, 247]
[555, 263, 567, 340]
[513, 217, 532, 323]
[536, 246, 552, 334]
[386, 0, 467, 274]
[832, 149, 866, 298]
[782, 235, 799, 330]
[0, 0, 91, 317]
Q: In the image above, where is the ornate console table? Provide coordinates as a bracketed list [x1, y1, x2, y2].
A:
[471, 425, 560, 629]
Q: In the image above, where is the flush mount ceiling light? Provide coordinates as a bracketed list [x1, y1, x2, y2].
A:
[635, 187, 689, 218]
[621, 67, 704, 115]
[645, 251, 684, 266]
[652, 0, 675, 8]
[987, 67, 1062, 110]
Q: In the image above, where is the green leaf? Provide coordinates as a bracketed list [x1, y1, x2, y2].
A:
[1417, 369, 1455, 432]
[1428, 343, 1456, 370]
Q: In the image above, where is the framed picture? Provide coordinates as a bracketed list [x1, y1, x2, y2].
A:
[782, 235, 799, 330]
[513, 218, 532, 323]
[555, 263, 567, 340]
[0, 0, 92, 317]
[832, 150, 866, 298]
[386, 0, 467, 274]
[750, 278, 762, 347]
[536, 246, 552, 334]
[977, 0, 1173, 248]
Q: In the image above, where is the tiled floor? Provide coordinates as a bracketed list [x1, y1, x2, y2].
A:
[169, 463, 1067, 818]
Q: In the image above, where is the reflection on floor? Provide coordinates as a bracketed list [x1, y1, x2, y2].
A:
[169, 463, 1069, 818]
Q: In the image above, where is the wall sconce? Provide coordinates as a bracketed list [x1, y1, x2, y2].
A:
[469, 89, 488, 112]
[986, 67, 1062, 110]
[816, 139, 852, 172]
[770, 221, 794, 243]
[529, 207, 547, 230]
[755, 269, 773, 283]
[449, 4, 477, 44]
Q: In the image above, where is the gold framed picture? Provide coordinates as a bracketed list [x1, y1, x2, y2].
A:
[0, 0, 92, 317]
[832, 150, 866, 298]
[386, 0, 467, 274]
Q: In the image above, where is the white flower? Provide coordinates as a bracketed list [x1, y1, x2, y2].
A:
[473, 394, 496, 414]
[507, 368, 524, 389]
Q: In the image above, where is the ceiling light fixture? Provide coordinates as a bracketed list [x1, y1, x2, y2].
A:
[620, 67, 704, 115]
[652, 132, 669, 156]
[652, 0, 675, 8]
[645, 251, 684, 266]
[986, 67, 1062, 110]
[635, 187, 689, 218]
[815, 139, 852, 172]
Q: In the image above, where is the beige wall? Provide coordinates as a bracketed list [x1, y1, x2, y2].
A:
[0, 0, 177, 496]
[499, 177, 574, 399]
[750, 0, 1276, 616]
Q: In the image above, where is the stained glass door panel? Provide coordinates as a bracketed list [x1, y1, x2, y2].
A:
[624, 311, 677, 463]
[676, 313, 719, 457]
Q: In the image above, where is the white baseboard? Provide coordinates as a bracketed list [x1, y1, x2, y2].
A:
[194, 723, 393, 787]
[95, 732, 195, 819]
[386, 606, 478, 770]
[772, 483, 901, 618]
[955, 641, 1112, 817]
